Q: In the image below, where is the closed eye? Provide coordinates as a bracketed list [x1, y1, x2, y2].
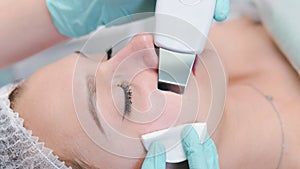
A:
[117, 81, 132, 119]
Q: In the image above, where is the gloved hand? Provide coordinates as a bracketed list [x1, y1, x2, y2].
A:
[46, 0, 156, 37]
[141, 141, 166, 169]
[47, 0, 229, 38]
[181, 126, 220, 169]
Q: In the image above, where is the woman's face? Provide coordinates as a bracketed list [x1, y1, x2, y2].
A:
[16, 34, 213, 168]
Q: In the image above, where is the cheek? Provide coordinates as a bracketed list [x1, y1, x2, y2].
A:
[97, 73, 206, 137]
[99, 86, 183, 136]
[95, 84, 147, 158]
[78, 135, 144, 169]
[93, 58, 210, 160]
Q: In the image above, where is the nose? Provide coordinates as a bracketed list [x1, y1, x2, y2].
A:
[108, 34, 159, 71]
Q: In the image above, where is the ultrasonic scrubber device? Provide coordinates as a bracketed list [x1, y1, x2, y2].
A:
[155, 0, 216, 94]
[141, 123, 207, 163]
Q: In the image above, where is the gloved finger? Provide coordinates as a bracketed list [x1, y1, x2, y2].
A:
[182, 126, 208, 169]
[202, 136, 221, 169]
[142, 141, 166, 169]
[214, 0, 230, 22]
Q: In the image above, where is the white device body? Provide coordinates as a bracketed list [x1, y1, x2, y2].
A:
[155, 0, 216, 54]
[141, 123, 207, 163]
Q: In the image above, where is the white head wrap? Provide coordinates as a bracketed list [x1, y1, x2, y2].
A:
[0, 82, 71, 169]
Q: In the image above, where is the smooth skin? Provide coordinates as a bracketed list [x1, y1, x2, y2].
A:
[10, 17, 300, 169]
[12, 34, 212, 169]
[136, 16, 300, 169]
[0, 0, 67, 68]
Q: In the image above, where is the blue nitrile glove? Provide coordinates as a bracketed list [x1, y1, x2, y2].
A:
[46, 0, 156, 37]
[181, 126, 220, 169]
[142, 141, 166, 169]
[214, 0, 230, 22]
[46, 0, 228, 38]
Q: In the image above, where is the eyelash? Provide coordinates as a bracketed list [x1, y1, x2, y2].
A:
[117, 81, 132, 119]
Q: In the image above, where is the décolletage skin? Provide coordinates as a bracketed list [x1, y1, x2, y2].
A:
[211, 18, 300, 169]
[11, 17, 300, 169]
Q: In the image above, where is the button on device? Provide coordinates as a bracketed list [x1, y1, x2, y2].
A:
[180, 0, 202, 5]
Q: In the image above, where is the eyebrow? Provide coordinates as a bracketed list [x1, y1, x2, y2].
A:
[86, 75, 105, 133]
[9, 85, 21, 109]
[9, 80, 25, 109]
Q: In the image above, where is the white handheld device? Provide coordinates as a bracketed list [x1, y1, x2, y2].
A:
[141, 123, 207, 163]
[155, 0, 216, 94]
